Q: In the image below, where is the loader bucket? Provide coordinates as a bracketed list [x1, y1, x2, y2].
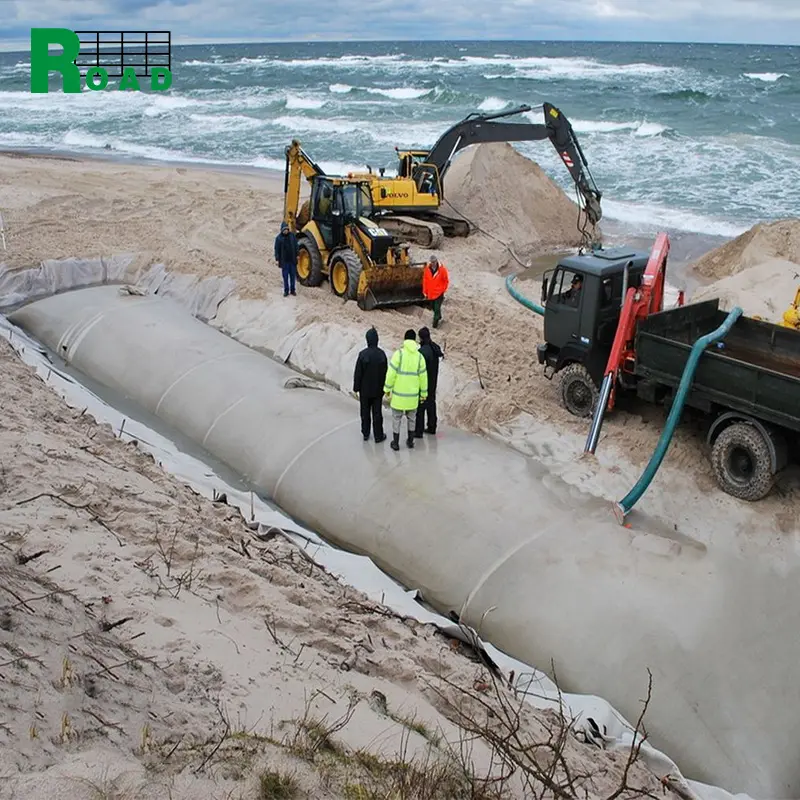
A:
[357, 264, 427, 311]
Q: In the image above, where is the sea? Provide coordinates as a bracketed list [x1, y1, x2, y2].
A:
[0, 40, 798, 245]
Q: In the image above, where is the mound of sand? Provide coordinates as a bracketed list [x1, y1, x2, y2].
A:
[690, 257, 800, 322]
[441, 142, 587, 265]
[691, 218, 800, 280]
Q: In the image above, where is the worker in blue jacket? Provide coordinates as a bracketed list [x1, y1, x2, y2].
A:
[274, 222, 298, 297]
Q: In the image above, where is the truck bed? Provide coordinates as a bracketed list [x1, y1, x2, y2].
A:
[633, 299, 800, 433]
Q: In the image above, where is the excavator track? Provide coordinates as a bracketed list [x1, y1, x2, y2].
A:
[425, 213, 471, 238]
[375, 216, 444, 249]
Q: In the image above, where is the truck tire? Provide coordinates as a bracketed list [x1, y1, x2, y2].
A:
[710, 422, 774, 501]
[297, 234, 323, 287]
[560, 363, 598, 418]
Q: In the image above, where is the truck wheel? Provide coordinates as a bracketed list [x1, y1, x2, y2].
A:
[560, 363, 598, 418]
[329, 248, 362, 301]
[710, 423, 774, 501]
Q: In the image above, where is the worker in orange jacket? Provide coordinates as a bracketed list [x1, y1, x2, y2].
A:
[421, 255, 449, 329]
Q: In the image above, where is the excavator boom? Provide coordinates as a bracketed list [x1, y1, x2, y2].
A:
[414, 101, 603, 227]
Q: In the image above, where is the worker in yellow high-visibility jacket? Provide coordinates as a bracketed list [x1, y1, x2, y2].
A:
[384, 329, 428, 451]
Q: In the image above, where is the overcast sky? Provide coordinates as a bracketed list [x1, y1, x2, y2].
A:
[1, 0, 799, 50]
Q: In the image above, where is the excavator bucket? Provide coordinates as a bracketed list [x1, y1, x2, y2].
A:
[356, 264, 427, 311]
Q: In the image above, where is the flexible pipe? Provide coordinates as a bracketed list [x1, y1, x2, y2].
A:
[505, 273, 544, 315]
[614, 306, 743, 521]
[8, 287, 794, 796]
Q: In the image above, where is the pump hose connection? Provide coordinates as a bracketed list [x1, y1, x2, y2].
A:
[613, 305, 743, 523]
[505, 274, 544, 316]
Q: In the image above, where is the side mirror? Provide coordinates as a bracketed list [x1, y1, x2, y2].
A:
[541, 277, 549, 304]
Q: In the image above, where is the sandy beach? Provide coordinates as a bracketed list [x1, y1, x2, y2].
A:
[2, 144, 800, 797]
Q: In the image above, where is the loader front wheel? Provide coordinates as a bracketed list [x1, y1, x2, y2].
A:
[297, 235, 323, 287]
[330, 249, 362, 302]
[560, 363, 598, 418]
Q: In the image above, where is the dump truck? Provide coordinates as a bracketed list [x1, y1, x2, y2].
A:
[283, 139, 426, 310]
[536, 233, 800, 501]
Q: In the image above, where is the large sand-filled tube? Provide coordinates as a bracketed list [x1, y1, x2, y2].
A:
[10, 285, 800, 797]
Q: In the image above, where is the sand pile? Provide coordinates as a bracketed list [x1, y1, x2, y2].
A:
[690, 257, 800, 322]
[441, 143, 587, 268]
[691, 218, 800, 280]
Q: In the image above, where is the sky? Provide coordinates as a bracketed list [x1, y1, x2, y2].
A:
[1, 0, 799, 50]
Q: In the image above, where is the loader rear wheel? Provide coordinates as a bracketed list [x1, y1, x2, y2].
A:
[330, 249, 362, 301]
[711, 423, 774, 501]
[297, 200, 311, 229]
[297, 235, 323, 287]
[560, 363, 598, 418]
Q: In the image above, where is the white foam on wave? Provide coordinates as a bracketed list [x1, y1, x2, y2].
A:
[329, 83, 352, 94]
[743, 72, 789, 82]
[267, 113, 441, 149]
[365, 86, 432, 100]
[543, 116, 670, 137]
[478, 96, 510, 112]
[285, 93, 326, 110]
[601, 198, 750, 238]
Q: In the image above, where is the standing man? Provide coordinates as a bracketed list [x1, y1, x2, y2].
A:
[384, 329, 428, 451]
[421, 255, 449, 329]
[274, 222, 298, 297]
[414, 326, 443, 438]
[353, 326, 387, 443]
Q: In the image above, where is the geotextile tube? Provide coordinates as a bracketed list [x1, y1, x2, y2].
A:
[615, 306, 744, 521]
[9, 285, 800, 797]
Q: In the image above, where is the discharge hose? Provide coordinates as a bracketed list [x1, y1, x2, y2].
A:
[614, 305, 743, 523]
[505, 274, 544, 315]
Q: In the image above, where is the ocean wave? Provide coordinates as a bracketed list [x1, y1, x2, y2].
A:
[329, 83, 352, 94]
[365, 87, 432, 100]
[285, 93, 326, 110]
[601, 198, 750, 238]
[743, 72, 789, 82]
[552, 117, 671, 137]
[655, 89, 716, 102]
[478, 96, 511, 112]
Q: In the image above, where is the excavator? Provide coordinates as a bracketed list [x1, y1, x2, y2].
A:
[282, 139, 426, 310]
[345, 101, 603, 248]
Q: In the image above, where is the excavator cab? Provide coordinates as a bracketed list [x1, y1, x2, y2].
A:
[537, 248, 649, 415]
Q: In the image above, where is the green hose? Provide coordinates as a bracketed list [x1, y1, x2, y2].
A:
[505, 274, 544, 316]
[614, 305, 743, 522]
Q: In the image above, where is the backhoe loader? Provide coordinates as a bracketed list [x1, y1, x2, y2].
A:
[283, 139, 426, 311]
[344, 101, 603, 247]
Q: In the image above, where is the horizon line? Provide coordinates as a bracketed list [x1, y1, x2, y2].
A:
[1, 35, 799, 53]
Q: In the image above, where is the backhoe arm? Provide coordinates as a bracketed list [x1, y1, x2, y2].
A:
[421, 102, 602, 226]
[284, 139, 325, 231]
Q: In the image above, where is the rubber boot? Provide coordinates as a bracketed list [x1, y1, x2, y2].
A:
[390, 433, 400, 451]
[407, 432, 415, 448]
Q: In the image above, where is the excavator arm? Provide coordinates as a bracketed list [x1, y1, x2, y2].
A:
[283, 139, 325, 232]
[419, 102, 603, 226]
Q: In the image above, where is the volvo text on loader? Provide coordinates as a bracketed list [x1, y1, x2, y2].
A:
[283, 139, 427, 311]
[345, 101, 603, 248]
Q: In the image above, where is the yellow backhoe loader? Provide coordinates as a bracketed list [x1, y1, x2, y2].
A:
[283, 139, 426, 310]
[344, 101, 603, 248]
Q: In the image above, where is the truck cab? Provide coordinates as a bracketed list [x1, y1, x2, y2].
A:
[536, 247, 650, 414]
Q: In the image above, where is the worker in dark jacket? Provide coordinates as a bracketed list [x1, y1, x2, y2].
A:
[353, 327, 388, 442]
[414, 326, 443, 437]
[274, 222, 298, 297]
